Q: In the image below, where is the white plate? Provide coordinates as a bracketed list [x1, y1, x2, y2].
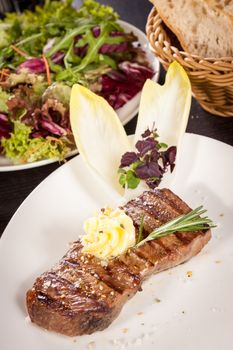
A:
[0, 20, 160, 172]
[1, 133, 233, 350]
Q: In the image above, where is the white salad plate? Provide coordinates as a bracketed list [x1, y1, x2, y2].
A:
[0, 133, 233, 350]
[0, 20, 160, 172]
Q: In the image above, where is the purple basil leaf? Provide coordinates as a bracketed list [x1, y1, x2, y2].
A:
[167, 146, 177, 164]
[92, 26, 101, 38]
[135, 137, 157, 156]
[120, 152, 138, 167]
[150, 148, 159, 162]
[141, 129, 151, 138]
[160, 146, 177, 169]
[135, 162, 162, 180]
[17, 58, 46, 74]
[170, 163, 176, 172]
[146, 177, 161, 189]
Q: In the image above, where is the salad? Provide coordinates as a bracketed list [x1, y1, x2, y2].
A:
[0, 0, 154, 164]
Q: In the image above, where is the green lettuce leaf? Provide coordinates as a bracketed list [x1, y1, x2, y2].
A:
[0, 87, 10, 113]
[77, 0, 118, 22]
[2, 120, 72, 164]
[0, 28, 11, 49]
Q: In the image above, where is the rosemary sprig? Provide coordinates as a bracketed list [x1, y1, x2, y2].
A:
[136, 206, 216, 247]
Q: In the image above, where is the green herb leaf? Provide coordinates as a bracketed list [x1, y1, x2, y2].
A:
[47, 25, 91, 58]
[118, 169, 140, 189]
[136, 206, 216, 247]
[131, 159, 143, 170]
[119, 172, 127, 188]
[126, 170, 140, 189]
[157, 142, 168, 150]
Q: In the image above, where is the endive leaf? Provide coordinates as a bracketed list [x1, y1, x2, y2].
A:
[134, 61, 191, 150]
[70, 84, 131, 195]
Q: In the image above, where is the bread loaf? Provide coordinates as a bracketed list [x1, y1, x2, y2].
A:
[150, 0, 233, 58]
[206, 0, 233, 18]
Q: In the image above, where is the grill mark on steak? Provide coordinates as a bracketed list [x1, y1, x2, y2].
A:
[64, 242, 141, 294]
[54, 262, 120, 303]
[106, 259, 141, 293]
[26, 189, 211, 336]
[30, 273, 108, 313]
[118, 250, 151, 275]
[125, 193, 189, 259]
[159, 189, 190, 214]
[133, 191, 183, 223]
[126, 191, 204, 256]
[124, 202, 161, 232]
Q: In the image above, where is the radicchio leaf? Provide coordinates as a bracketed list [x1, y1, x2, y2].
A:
[17, 58, 46, 74]
[92, 26, 101, 38]
[74, 44, 89, 58]
[110, 31, 125, 37]
[74, 34, 83, 43]
[99, 42, 128, 54]
[0, 113, 12, 139]
[99, 61, 154, 109]
[30, 130, 49, 138]
[7, 83, 71, 140]
[51, 51, 65, 65]
[0, 113, 8, 123]
[119, 61, 154, 80]
[40, 119, 67, 136]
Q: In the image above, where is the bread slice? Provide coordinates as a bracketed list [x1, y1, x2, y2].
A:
[150, 0, 233, 58]
[206, 0, 233, 19]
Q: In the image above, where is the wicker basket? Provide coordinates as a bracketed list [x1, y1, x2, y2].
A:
[146, 7, 233, 117]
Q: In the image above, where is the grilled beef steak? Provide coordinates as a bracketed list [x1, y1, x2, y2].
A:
[26, 189, 211, 336]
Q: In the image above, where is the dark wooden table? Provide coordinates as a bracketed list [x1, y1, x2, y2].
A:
[0, 0, 233, 237]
